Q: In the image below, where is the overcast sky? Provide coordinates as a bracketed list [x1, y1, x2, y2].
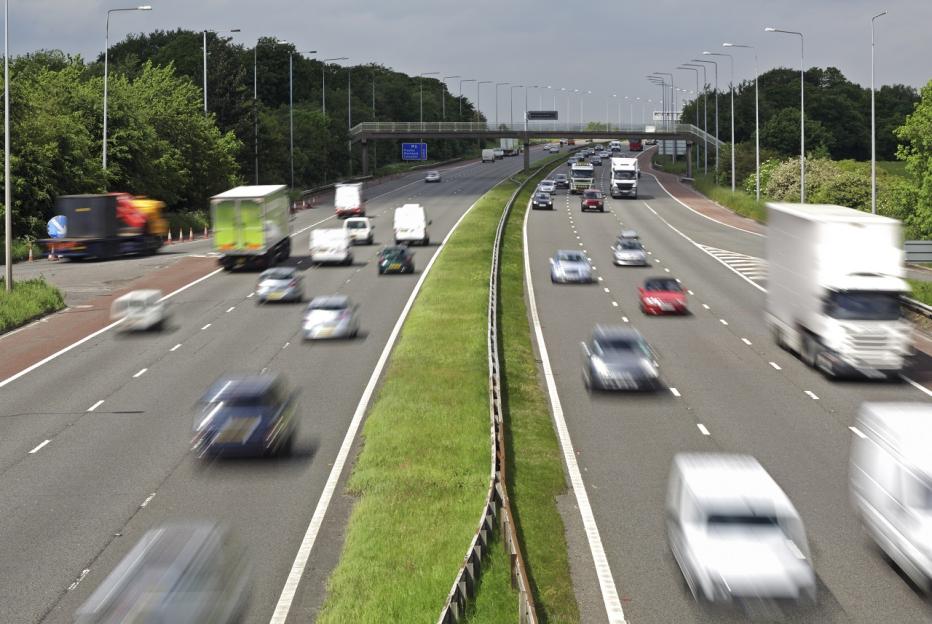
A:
[13, 0, 932, 124]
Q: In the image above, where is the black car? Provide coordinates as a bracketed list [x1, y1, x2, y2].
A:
[532, 192, 554, 210]
[377, 245, 415, 274]
[554, 174, 570, 189]
[192, 374, 297, 458]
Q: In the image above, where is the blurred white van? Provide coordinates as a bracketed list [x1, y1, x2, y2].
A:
[393, 204, 429, 245]
[111, 289, 166, 331]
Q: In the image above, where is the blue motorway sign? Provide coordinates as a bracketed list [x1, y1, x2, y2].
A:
[47, 215, 67, 238]
[402, 142, 428, 161]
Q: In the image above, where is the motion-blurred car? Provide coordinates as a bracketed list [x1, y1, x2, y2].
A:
[639, 277, 688, 314]
[377, 245, 415, 274]
[256, 267, 304, 303]
[493, 148, 505, 159]
[344, 216, 374, 245]
[549, 145, 560, 153]
[539, 179, 557, 194]
[666, 453, 816, 605]
[619, 228, 639, 240]
[554, 174, 570, 189]
[192, 374, 298, 458]
[600, 150, 612, 158]
[581, 326, 661, 391]
[111, 289, 166, 331]
[613, 238, 649, 266]
[424, 170, 442, 183]
[74, 522, 251, 624]
[566, 157, 577, 167]
[532, 192, 554, 210]
[580, 189, 605, 212]
[591, 156, 603, 166]
[302, 295, 359, 340]
[550, 249, 594, 283]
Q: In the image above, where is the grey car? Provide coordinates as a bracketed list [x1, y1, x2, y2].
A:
[554, 174, 570, 189]
[550, 249, 594, 283]
[532, 192, 554, 210]
[619, 228, 639, 240]
[424, 170, 442, 182]
[539, 179, 557, 194]
[613, 238, 649, 266]
[303, 295, 360, 339]
[256, 267, 304, 303]
[581, 326, 661, 391]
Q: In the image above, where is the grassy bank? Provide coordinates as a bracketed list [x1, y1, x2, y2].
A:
[0, 278, 66, 334]
[692, 173, 768, 223]
[652, 153, 689, 176]
[908, 279, 932, 306]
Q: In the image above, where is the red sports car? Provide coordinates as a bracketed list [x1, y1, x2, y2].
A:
[639, 277, 688, 315]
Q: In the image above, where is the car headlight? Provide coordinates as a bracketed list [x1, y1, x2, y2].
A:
[592, 357, 610, 377]
[639, 358, 658, 377]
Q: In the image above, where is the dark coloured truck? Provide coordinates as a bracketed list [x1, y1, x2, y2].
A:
[41, 193, 167, 260]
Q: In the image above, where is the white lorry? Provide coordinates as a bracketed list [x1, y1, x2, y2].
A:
[334, 182, 365, 218]
[765, 203, 913, 378]
[309, 228, 353, 265]
[500, 138, 521, 156]
[393, 203, 430, 245]
[610, 157, 639, 199]
[569, 162, 595, 194]
[850, 402, 932, 591]
[481, 149, 496, 163]
[609, 140, 622, 153]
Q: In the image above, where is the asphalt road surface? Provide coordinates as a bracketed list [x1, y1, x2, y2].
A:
[525, 151, 932, 623]
[0, 147, 554, 623]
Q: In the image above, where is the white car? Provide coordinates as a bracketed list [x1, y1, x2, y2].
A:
[110, 289, 166, 331]
[424, 170, 441, 183]
[344, 217, 374, 245]
[493, 148, 504, 159]
[538, 179, 557, 194]
[303, 295, 359, 340]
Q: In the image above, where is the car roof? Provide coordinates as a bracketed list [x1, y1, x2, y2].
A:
[672, 453, 796, 514]
[857, 402, 932, 476]
[645, 277, 680, 288]
[309, 295, 350, 308]
[592, 325, 643, 342]
[555, 249, 586, 258]
[381, 245, 409, 253]
[114, 289, 162, 303]
[201, 374, 281, 402]
[261, 266, 296, 277]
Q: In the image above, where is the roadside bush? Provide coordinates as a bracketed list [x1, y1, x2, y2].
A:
[0, 277, 65, 333]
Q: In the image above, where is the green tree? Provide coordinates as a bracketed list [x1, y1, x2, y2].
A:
[896, 79, 932, 239]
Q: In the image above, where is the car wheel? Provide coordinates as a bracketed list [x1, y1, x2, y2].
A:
[279, 432, 295, 457]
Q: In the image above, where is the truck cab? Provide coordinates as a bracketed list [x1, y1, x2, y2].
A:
[569, 163, 595, 194]
[610, 157, 639, 199]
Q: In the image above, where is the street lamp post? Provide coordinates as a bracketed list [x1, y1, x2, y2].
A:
[495, 82, 509, 127]
[706, 51, 735, 191]
[321, 57, 349, 115]
[510, 84, 522, 126]
[613, 93, 620, 128]
[289, 49, 317, 190]
[4, 0, 10, 290]
[477, 80, 491, 124]
[724, 43, 760, 199]
[202, 28, 240, 115]
[442, 75, 460, 120]
[459, 78, 475, 118]
[655, 72, 675, 161]
[692, 59, 718, 173]
[678, 66, 700, 171]
[766, 27, 806, 202]
[254, 39, 289, 184]
[419, 71, 439, 125]
[104, 5, 152, 172]
[871, 11, 887, 214]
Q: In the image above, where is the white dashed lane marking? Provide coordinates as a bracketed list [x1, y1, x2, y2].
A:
[697, 424, 711, 436]
[87, 400, 104, 412]
[28, 440, 50, 454]
[769, 361, 782, 370]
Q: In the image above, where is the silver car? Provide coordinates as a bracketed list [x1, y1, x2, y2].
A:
[613, 238, 649, 266]
[425, 170, 442, 183]
[256, 267, 304, 303]
[581, 326, 661, 391]
[550, 249, 594, 283]
[303, 295, 360, 340]
[539, 179, 557, 194]
[619, 228, 639, 240]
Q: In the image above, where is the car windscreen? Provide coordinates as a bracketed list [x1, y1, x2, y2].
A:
[535, 194, 550, 201]
[309, 300, 348, 311]
[706, 514, 781, 530]
[555, 175, 567, 181]
[618, 240, 643, 250]
[823, 291, 901, 321]
[345, 221, 367, 229]
[571, 169, 592, 178]
[645, 280, 682, 292]
[261, 269, 294, 280]
[381, 249, 406, 260]
[583, 191, 602, 198]
[594, 337, 648, 356]
[556, 252, 586, 262]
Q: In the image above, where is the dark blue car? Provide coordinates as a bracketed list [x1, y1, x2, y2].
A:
[192, 374, 297, 458]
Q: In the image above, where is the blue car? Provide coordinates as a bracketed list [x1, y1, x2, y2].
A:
[192, 374, 297, 458]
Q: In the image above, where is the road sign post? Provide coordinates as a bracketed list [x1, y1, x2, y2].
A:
[401, 142, 428, 161]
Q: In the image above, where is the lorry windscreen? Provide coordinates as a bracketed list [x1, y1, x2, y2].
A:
[613, 171, 635, 180]
[823, 291, 901, 321]
[571, 169, 593, 178]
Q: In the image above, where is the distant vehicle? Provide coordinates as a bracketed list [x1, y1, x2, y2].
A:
[532, 192, 554, 210]
[619, 228, 639, 240]
[334, 182, 366, 218]
[377, 245, 415, 274]
[211, 185, 290, 271]
[644, 126, 657, 144]
[609, 140, 622, 152]
[766, 202, 912, 378]
[192, 374, 298, 458]
[309, 228, 353, 265]
[500, 138, 521, 156]
[628, 138, 643, 151]
[599, 150, 612, 159]
[302, 295, 359, 340]
[554, 174, 570, 189]
[567, 139, 576, 145]
[549, 145, 560, 153]
[666, 453, 816, 604]
[610, 157, 639, 199]
[110, 289, 166, 331]
[424, 170, 442, 183]
[344, 216, 374, 245]
[393, 203, 430, 245]
[570, 162, 595, 194]
[612, 238, 648, 266]
[481, 148, 496, 163]
[580, 189, 604, 212]
[74, 522, 251, 624]
[41, 193, 168, 261]
[550, 249, 594, 283]
[850, 402, 932, 591]
[566, 157, 577, 167]
[581, 326, 661, 391]
[256, 267, 304, 303]
[539, 179, 557, 194]
[493, 148, 505, 159]
[639, 277, 687, 315]
[591, 156, 602, 166]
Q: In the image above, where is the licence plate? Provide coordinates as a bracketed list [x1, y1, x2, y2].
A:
[659, 302, 673, 311]
[389, 263, 401, 270]
[267, 292, 283, 300]
[215, 417, 261, 444]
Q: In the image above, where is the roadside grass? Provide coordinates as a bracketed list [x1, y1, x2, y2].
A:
[0, 277, 66, 334]
[652, 154, 689, 176]
[692, 173, 768, 223]
[908, 279, 932, 306]
[877, 160, 908, 177]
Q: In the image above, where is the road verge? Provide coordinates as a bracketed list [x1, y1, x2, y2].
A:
[0, 277, 65, 334]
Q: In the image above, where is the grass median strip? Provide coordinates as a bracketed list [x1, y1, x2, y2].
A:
[0, 278, 66, 334]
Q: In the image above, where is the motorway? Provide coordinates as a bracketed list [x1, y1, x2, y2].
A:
[0, 147, 551, 623]
[525, 151, 932, 623]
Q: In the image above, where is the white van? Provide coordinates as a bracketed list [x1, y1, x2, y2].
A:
[309, 228, 353, 265]
[481, 149, 496, 163]
[393, 204, 430, 245]
[343, 216, 374, 245]
[610, 157, 640, 198]
[850, 402, 932, 590]
[666, 453, 816, 604]
[110, 289, 166, 331]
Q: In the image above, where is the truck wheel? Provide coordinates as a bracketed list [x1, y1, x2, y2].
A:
[802, 334, 820, 368]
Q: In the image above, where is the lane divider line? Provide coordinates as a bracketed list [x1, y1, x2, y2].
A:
[741, 338, 752, 346]
[87, 400, 105, 412]
[769, 361, 782, 370]
[670, 387, 682, 397]
[170, 344, 182, 352]
[28, 439, 50, 454]
[201, 323, 211, 331]
[697, 424, 711, 436]
[804, 390, 820, 400]
[132, 368, 147, 379]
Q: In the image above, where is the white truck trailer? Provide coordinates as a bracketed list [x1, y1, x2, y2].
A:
[610, 157, 639, 199]
[765, 202, 912, 378]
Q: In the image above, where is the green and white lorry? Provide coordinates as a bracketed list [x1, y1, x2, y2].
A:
[211, 185, 291, 270]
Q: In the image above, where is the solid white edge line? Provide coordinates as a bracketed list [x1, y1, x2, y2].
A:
[28, 439, 50, 454]
[523, 193, 627, 623]
[170, 344, 182, 352]
[901, 375, 932, 397]
[270, 180, 504, 623]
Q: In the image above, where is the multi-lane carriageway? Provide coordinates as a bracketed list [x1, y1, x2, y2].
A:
[525, 152, 932, 623]
[0, 147, 553, 623]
